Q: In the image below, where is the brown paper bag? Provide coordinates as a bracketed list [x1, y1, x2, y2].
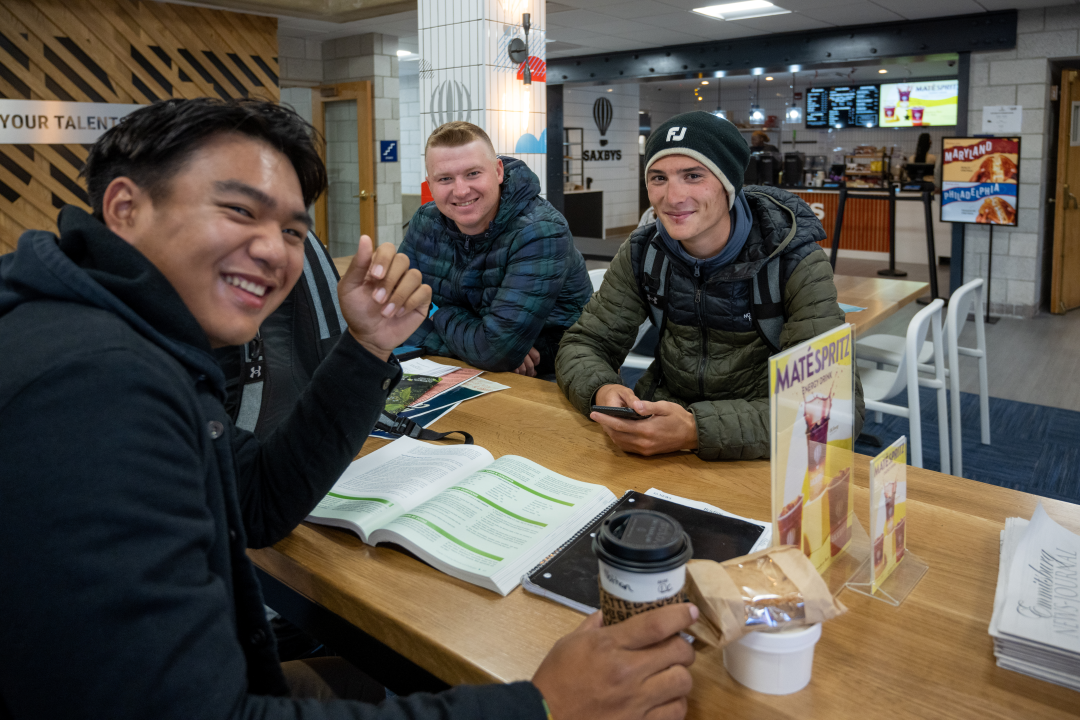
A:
[686, 546, 847, 649]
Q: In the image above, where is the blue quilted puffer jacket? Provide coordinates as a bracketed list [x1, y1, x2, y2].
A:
[400, 157, 592, 372]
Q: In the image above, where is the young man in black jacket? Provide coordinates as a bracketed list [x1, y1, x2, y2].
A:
[0, 98, 696, 720]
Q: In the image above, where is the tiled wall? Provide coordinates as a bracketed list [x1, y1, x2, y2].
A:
[400, 61, 422, 196]
[323, 33, 404, 247]
[280, 86, 313, 125]
[563, 84, 642, 232]
[418, 0, 548, 196]
[324, 100, 363, 257]
[962, 6, 1064, 318]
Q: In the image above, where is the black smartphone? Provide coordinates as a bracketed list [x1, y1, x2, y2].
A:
[591, 405, 651, 420]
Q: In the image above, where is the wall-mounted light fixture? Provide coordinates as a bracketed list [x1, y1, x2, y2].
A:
[507, 13, 532, 85]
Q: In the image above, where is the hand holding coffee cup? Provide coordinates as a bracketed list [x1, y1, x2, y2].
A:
[593, 510, 694, 625]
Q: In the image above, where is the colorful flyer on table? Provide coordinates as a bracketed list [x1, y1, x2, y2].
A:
[770, 324, 856, 573]
[941, 137, 1020, 225]
[870, 436, 908, 593]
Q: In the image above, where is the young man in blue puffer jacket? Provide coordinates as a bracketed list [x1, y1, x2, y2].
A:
[400, 121, 592, 377]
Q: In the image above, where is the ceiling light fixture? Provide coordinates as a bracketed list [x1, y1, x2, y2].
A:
[749, 75, 764, 126]
[784, 70, 801, 124]
[765, 76, 773, 81]
[702, 80, 710, 85]
[879, 69, 888, 74]
[692, 1, 790, 21]
[396, 50, 412, 57]
[714, 77, 727, 119]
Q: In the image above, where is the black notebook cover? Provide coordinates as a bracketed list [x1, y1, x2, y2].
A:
[524, 491, 765, 612]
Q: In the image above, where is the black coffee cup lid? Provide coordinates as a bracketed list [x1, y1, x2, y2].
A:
[593, 510, 693, 572]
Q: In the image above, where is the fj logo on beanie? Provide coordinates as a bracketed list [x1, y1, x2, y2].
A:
[645, 111, 751, 209]
[666, 126, 687, 142]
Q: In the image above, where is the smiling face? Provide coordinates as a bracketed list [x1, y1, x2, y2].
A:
[647, 154, 731, 259]
[107, 133, 310, 347]
[425, 139, 503, 236]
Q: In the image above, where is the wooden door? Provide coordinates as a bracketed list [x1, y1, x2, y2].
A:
[1052, 70, 1080, 313]
[311, 81, 376, 255]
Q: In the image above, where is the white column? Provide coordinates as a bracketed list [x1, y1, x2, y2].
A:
[418, 0, 547, 195]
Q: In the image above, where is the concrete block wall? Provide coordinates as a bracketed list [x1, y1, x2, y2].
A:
[323, 33, 404, 247]
[278, 35, 322, 86]
[964, 6, 1072, 318]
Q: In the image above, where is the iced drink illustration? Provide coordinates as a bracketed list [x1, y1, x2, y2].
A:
[884, 481, 896, 533]
[895, 517, 906, 562]
[827, 468, 851, 556]
[803, 392, 833, 501]
[778, 495, 804, 548]
[874, 534, 886, 576]
[911, 107, 924, 125]
[897, 86, 912, 103]
[884, 106, 896, 123]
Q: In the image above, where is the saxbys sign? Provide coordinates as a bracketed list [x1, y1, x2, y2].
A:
[0, 100, 145, 144]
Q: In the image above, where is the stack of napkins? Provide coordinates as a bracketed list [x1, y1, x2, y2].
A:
[989, 504, 1080, 690]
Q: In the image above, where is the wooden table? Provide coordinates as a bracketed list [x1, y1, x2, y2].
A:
[250, 367, 1080, 718]
[835, 274, 928, 334]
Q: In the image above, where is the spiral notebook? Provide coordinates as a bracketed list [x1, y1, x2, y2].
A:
[522, 489, 771, 614]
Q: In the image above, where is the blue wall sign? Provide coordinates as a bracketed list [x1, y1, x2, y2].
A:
[380, 140, 398, 162]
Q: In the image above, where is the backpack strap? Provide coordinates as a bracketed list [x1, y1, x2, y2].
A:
[375, 411, 474, 445]
[746, 191, 801, 355]
[637, 232, 671, 401]
[300, 231, 347, 352]
[752, 258, 784, 355]
[235, 332, 265, 432]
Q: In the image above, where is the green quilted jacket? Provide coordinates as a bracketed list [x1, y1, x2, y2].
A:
[556, 186, 865, 460]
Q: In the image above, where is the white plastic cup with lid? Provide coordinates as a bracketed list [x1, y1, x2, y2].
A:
[722, 623, 822, 694]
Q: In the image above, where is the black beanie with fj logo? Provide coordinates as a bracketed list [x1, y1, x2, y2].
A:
[644, 111, 750, 209]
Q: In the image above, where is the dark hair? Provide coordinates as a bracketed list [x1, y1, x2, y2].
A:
[81, 98, 327, 217]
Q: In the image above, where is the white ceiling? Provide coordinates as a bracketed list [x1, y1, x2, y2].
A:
[277, 0, 1079, 59]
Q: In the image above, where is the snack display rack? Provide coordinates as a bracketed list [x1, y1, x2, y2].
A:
[843, 147, 891, 188]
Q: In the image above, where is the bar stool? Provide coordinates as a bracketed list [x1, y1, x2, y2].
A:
[857, 279, 989, 476]
[857, 299, 950, 474]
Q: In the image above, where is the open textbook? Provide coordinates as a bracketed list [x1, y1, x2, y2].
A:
[306, 437, 617, 595]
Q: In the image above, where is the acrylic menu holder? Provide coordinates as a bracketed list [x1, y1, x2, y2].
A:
[844, 436, 929, 606]
[769, 324, 868, 595]
[845, 551, 929, 606]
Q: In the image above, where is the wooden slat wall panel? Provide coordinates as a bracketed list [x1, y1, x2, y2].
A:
[0, 0, 279, 254]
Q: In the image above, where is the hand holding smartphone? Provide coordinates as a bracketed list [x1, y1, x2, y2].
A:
[591, 405, 652, 421]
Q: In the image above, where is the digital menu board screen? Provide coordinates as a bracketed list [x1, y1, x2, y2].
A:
[805, 85, 879, 128]
[806, 87, 828, 127]
[880, 80, 958, 127]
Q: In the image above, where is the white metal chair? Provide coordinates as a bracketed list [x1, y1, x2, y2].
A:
[857, 279, 989, 476]
[857, 298, 950, 474]
[587, 268, 653, 371]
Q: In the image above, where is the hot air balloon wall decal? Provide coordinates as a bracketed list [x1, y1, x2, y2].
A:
[593, 97, 613, 147]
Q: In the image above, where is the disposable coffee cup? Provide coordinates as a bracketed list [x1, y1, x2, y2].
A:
[592, 510, 693, 625]
[722, 623, 822, 695]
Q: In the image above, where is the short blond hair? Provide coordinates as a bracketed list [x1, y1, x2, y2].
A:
[425, 121, 496, 157]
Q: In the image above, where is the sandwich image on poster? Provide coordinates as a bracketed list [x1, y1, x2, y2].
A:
[942, 137, 1020, 225]
[770, 324, 856, 573]
[870, 437, 908, 593]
